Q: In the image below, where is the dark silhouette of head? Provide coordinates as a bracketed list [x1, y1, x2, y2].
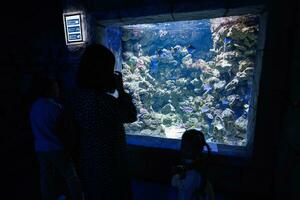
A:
[32, 76, 60, 99]
[76, 43, 116, 92]
[180, 129, 211, 161]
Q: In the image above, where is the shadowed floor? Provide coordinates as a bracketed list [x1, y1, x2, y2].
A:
[2, 135, 234, 200]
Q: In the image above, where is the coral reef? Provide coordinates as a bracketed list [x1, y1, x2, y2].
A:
[120, 15, 259, 146]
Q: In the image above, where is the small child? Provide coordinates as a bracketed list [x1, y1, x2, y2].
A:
[171, 129, 215, 200]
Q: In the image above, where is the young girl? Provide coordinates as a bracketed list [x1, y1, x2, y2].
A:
[171, 129, 215, 200]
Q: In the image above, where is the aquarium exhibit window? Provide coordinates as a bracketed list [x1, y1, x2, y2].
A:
[63, 12, 84, 45]
[104, 13, 265, 156]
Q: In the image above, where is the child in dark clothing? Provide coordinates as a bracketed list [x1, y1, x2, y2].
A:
[172, 129, 215, 200]
[30, 77, 82, 200]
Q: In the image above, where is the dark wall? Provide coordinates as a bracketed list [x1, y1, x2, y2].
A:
[1, 0, 299, 199]
[272, 1, 300, 199]
[1, 1, 68, 199]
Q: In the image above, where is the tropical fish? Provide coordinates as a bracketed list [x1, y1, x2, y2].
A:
[180, 106, 194, 113]
[221, 99, 229, 105]
[219, 99, 229, 109]
[203, 84, 212, 92]
[206, 113, 214, 120]
[150, 59, 159, 74]
[187, 45, 196, 54]
[201, 106, 210, 113]
[215, 123, 224, 130]
[136, 59, 144, 68]
[179, 124, 187, 129]
[223, 37, 232, 44]
[223, 37, 232, 52]
[132, 29, 141, 38]
[140, 108, 148, 114]
[169, 76, 177, 81]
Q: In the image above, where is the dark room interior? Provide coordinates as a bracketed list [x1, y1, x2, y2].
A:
[1, 0, 300, 200]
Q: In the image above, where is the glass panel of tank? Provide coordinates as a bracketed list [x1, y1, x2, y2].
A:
[117, 14, 259, 146]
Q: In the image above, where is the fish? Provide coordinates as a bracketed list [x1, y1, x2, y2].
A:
[203, 84, 212, 92]
[219, 99, 229, 109]
[223, 37, 232, 44]
[150, 59, 159, 74]
[178, 123, 187, 128]
[201, 106, 210, 113]
[169, 76, 177, 81]
[140, 108, 148, 114]
[132, 30, 141, 37]
[206, 113, 214, 120]
[136, 59, 144, 68]
[215, 123, 224, 130]
[221, 99, 229, 105]
[187, 45, 196, 54]
[180, 106, 194, 113]
[223, 37, 232, 52]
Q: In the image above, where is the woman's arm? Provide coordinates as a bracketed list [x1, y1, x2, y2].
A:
[100, 91, 137, 124]
[114, 71, 138, 123]
[117, 92, 137, 123]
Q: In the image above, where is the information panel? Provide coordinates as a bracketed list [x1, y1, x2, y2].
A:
[63, 13, 83, 44]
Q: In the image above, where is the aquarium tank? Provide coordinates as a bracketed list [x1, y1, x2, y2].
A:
[104, 14, 261, 148]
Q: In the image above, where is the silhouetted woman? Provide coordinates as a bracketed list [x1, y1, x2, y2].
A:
[74, 43, 137, 200]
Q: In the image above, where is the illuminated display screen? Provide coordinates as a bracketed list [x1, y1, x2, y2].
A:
[63, 13, 83, 44]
